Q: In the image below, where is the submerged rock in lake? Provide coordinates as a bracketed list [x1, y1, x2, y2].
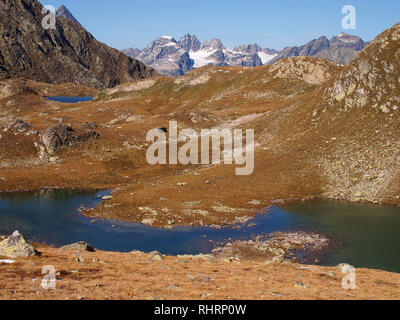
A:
[0, 231, 39, 258]
[60, 241, 95, 252]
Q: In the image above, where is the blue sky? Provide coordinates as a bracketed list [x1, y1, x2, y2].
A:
[41, 0, 400, 50]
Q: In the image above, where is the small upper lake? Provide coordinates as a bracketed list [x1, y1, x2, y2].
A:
[45, 96, 94, 103]
[1, 190, 400, 272]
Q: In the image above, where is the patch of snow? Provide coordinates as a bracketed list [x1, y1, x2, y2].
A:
[258, 52, 277, 64]
[0, 259, 16, 264]
[335, 33, 359, 43]
[163, 42, 179, 47]
[161, 35, 173, 39]
[189, 49, 218, 68]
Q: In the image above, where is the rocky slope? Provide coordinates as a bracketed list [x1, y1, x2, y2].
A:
[315, 23, 400, 202]
[0, 0, 157, 88]
[123, 34, 277, 76]
[269, 33, 368, 65]
[2, 241, 400, 300]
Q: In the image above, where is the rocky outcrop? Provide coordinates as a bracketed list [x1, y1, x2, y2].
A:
[314, 23, 400, 203]
[326, 24, 400, 111]
[60, 241, 95, 252]
[0, 231, 39, 258]
[6, 118, 31, 132]
[147, 251, 165, 262]
[269, 33, 368, 65]
[41, 123, 99, 154]
[0, 117, 31, 132]
[0, 80, 38, 99]
[0, 0, 157, 88]
[269, 56, 340, 85]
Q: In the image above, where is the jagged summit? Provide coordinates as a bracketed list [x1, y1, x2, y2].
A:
[269, 33, 368, 65]
[124, 30, 368, 76]
[123, 34, 277, 76]
[55, 5, 81, 26]
[179, 34, 201, 52]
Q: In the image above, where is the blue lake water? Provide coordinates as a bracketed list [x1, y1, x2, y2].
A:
[1, 190, 400, 272]
[45, 96, 93, 103]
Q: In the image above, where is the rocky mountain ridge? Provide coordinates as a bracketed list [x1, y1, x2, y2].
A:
[122, 34, 278, 76]
[123, 31, 368, 76]
[269, 33, 368, 65]
[0, 0, 157, 88]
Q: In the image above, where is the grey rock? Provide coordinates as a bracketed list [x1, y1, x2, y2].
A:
[7, 118, 31, 132]
[337, 263, 355, 273]
[147, 251, 165, 262]
[0, 231, 39, 258]
[60, 241, 95, 252]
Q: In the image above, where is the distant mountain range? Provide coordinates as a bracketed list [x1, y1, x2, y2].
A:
[53, 4, 369, 77]
[123, 32, 369, 76]
[0, 2, 370, 83]
[122, 35, 278, 76]
[269, 32, 369, 65]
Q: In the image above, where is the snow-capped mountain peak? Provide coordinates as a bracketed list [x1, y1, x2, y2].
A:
[123, 34, 277, 76]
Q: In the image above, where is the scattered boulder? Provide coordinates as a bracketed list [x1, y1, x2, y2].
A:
[265, 256, 284, 264]
[42, 123, 99, 154]
[0, 231, 39, 258]
[7, 118, 31, 132]
[102, 196, 113, 201]
[60, 241, 95, 252]
[337, 263, 355, 273]
[141, 218, 155, 226]
[147, 251, 165, 262]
